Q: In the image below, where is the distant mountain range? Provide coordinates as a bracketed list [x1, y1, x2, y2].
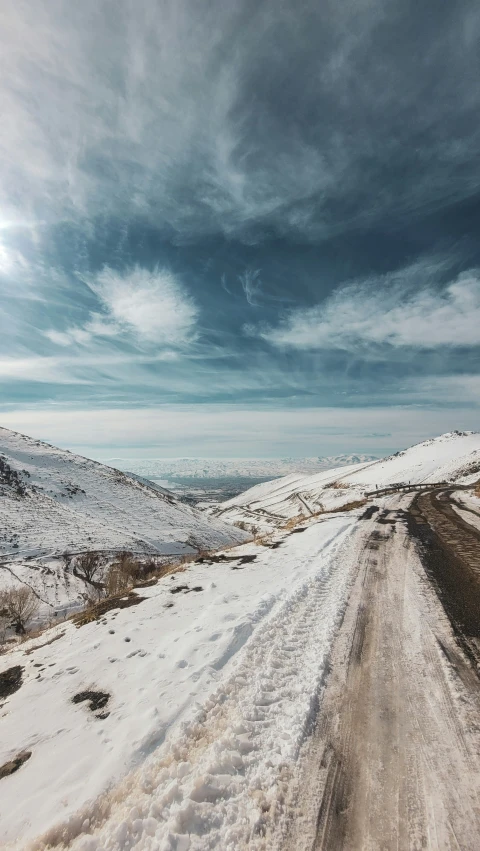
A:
[109, 454, 378, 481]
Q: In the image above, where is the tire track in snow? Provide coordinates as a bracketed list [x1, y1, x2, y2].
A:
[284, 495, 480, 851]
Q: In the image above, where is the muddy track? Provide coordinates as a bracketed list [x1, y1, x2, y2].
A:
[407, 488, 480, 667]
[284, 498, 480, 851]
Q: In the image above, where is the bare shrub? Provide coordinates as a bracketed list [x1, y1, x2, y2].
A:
[326, 481, 350, 490]
[104, 552, 141, 597]
[0, 587, 39, 635]
[83, 586, 105, 605]
[475, 480, 480, 498]
[282, 514, 306, 531]
[253, 533, 273, 546]
[75, 552, 102, 584]
[105, 563, 131, 597]
[118, 552, 141, 583]
[196, 548, 213, 560]
[62, 551, 73, 570]
[0, 607, 8, 644]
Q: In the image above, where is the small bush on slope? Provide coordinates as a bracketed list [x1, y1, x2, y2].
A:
[105, 553, 141, 596]
[0, 587, 39, 635]
[326, 480, 351, 490]
[75, 552, 103, 585]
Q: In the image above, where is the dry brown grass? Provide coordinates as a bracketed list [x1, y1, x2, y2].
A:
[275, 498, 366, 535]
[329, 498, 367, 513]
[253, 532, 274, 546]
[141, 561, 187, 581]
[475, 480, 480, 498]
[326, 480, 351, 490]
[281, 514, 307, 531]
[72, 591, 147, 626]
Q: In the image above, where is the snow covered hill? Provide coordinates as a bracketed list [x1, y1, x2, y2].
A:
[210, 432, 480, 532]
[0, 427, 248, 617]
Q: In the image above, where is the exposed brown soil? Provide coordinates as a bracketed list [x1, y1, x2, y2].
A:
[170, 585, 203, 594]
[0, 665, 23, 699]
[0, 750, 31, 779]
[361, 504, 379, 520]
[195, 553, 257, 565]
[72, 690, 110, 716]
[407, 488, 480, 668]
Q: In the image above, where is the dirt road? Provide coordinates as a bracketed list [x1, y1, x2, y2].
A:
[408, 488, 480, 667]
[284, 494, 480, 851]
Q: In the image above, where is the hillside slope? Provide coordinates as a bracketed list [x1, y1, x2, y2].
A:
[0, 427, 248, 616]
[0, 513, 357, 848]
[210, 431, 480, 531]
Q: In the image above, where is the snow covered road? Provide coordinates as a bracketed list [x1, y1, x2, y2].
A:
[284, 496, 480, 851]
[2, 512, 360, 850]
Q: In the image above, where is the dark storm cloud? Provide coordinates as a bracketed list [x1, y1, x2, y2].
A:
[2, 0, 480, 242]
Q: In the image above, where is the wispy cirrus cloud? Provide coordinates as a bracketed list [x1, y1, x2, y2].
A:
[239, 268, 262, 306]
[1, 1, 480, 242]
[254, 268, 480, 351]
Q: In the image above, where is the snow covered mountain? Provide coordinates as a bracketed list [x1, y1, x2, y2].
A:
[109, 454, 378, 482]
[210, 432, 480, 531]
[0, 427, 248, 617]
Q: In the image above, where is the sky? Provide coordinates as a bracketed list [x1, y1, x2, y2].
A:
[0, 0, 479, 459]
